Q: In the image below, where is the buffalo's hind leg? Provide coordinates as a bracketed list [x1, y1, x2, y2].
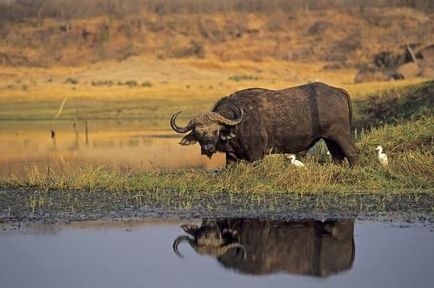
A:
[324, 139, 346, 165]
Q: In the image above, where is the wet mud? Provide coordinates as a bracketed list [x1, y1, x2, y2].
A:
[1, 189, 433, 224]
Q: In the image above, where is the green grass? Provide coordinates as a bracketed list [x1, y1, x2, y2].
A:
[353, 80, 434, 129]
[2, 116, 433, 196]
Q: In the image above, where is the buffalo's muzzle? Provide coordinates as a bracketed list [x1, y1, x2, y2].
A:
[201, 144, 215, 157]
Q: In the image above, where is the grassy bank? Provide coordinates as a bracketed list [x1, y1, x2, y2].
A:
[1, 81, 433, 195]
[2, 116, 433, 195]
[1, 115, 433, 222]
[353, 80, 434, 128]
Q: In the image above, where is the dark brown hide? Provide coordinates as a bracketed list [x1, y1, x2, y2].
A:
[214, 83, 357, 165]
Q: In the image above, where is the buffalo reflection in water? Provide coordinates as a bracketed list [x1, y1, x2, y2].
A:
[173, 219, 354, 277]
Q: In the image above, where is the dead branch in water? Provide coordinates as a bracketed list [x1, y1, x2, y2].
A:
[54, 97, 68, 120]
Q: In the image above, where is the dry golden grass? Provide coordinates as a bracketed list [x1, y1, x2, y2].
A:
[0, 56, 429, 140]
[0, 57, 429, 122]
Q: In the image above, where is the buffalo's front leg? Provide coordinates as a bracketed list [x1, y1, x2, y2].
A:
[226, 152, 239, 166]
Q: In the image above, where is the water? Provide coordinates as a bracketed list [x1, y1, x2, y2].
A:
[1, 218, 433, 288]
[0, 120, 224, 176]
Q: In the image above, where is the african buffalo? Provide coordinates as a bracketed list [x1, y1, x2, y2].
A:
[173, 218, 355, 277]
[170, 82, 358, 166]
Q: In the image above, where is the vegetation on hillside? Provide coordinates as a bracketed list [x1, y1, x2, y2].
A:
[0, 0, 432, 67]
[353, 80, 434, 128]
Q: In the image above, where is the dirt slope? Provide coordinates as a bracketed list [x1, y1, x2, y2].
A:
[0, 7, 433, 67]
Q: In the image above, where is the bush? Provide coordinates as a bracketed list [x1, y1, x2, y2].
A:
[228, 75, 259, 81]
[65, 78, 78, 85]
[141, 81, 152, 87]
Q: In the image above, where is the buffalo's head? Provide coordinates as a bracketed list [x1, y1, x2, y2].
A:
[173, 223, 246, 259]
[170, 106, 244, 157]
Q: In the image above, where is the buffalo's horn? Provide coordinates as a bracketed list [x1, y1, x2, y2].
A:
[218, 243, 247, 259]
[170, 111, 193, 133]
[173, 235, 195, 258]
[216, 105, 244, 126]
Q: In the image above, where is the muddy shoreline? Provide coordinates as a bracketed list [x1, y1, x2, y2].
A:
[1, 188, 433, 225]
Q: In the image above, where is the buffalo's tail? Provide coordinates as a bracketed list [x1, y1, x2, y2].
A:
[338, 88, 353, 126]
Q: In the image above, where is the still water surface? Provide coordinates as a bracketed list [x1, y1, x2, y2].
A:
[1, 219, 433, 288]
[0, 120, 224, 176]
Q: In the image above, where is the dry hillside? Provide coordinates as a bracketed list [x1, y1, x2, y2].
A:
[0, 0, 433, 68]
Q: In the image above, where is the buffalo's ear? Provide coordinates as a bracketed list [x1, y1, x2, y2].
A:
[219, 129, 237, 141]
[180, 132, 197, 145]
[181, 224, 199, 235]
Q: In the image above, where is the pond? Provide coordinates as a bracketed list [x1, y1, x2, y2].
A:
[1, 218, 433, 288]
[0, 120, 224, 177]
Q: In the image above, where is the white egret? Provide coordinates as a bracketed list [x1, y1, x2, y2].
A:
[288, 154, 306, 169]
[375, 146, 388, 167]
